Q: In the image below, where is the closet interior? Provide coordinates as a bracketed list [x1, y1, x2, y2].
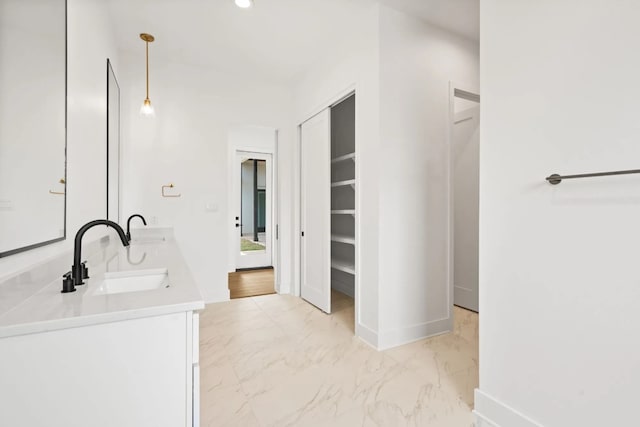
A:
[330, 94, 356, 299]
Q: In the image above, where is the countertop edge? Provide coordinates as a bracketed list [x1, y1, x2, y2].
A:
[0, 299, 205, 339]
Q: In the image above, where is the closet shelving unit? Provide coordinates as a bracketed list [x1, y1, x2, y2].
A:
[331, 258, 356, 275]
[330, 209, 355, 215]
[330, 95, 356, 298]
[331, 234, 356, 245]
[331, 179, 356, 188]
[331, 152, 356, 164]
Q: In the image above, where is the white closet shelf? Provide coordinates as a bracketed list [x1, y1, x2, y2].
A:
[331, 234, 356, 245]
[331, 179, 356, 188]
[331, 152, 356, 164]
[331, 259, 356, 275]
[331, 209, 355, 216]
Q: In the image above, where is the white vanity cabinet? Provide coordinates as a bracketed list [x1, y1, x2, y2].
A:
[0, 310, 201, 427]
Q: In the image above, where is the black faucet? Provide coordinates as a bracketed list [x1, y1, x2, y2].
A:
[62, 220, 129, 293]
[126, 214, 147, 242]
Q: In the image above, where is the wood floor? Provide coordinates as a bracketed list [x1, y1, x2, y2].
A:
[228, 269, 275, 299]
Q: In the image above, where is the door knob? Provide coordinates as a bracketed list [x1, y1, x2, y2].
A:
[235, 223, 241, 228]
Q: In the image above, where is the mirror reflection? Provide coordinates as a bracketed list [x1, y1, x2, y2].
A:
[107, 59, 120, 223]
[0, 0, 66, 256]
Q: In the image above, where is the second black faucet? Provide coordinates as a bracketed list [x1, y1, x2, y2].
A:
[126, 214, 147, 242]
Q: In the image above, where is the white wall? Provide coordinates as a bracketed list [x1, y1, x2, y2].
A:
[377, 7, 479, 349]
[294, 4, 381, 347]
[120, 57, 293, 303]
[0, 0, 119, 279]
[478, 1, 640, 425]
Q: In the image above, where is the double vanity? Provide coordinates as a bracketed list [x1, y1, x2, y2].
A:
[0, 227, 204, 427]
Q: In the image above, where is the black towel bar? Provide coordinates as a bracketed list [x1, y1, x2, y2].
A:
[546, 169, 640, 185]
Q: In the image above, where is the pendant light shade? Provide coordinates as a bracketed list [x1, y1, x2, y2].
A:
[235, 0, 254, 8]
[140, 98, 154, 116]
[140, 33, 155, 117]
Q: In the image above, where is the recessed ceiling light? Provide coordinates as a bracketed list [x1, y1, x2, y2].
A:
[235, 0, 253, 8]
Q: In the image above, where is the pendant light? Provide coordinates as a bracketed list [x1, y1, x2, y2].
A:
[140, 33, 155, 117]
[235, 0, 254, 8]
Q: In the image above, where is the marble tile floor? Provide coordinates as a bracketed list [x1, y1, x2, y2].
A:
[200, 291, 478, 427]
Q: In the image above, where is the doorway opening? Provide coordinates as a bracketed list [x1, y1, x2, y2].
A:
[450, 85, 480, 313]
[229, 268, 275, 299]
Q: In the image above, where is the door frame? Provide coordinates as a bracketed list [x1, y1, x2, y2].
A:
[447, 82, 480, 314]
[227, 128, 280, 292]
[294, 86, 357, 313]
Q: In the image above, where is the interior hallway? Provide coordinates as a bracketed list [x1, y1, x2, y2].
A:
[199, 293, 478, 426]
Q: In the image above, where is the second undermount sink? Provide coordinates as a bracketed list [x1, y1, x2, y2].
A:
[93, 268, 170, 296]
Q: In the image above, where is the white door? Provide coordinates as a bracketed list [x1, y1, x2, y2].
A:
[300, 109, 331, 313]
[234, 152, 273, 270]
[453, 104, 480, 312]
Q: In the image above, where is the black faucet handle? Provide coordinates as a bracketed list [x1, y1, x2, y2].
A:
[81, 261, 90, 280]
[71, 263, 85, 286]
[61, 272, 76, 294]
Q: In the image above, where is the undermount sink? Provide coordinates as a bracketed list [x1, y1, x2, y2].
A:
[93, 268, 170, 296]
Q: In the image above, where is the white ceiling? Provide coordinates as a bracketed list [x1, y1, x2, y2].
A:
[381, 0, 479, 41]
[107, 0, 478, 84]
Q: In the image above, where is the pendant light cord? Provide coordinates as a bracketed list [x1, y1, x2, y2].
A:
[145, 40, 150, 100]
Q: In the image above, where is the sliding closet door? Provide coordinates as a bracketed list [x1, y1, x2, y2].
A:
[300, 109, 331, 313]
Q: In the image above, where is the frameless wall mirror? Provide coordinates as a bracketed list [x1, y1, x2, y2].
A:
[107, 59, 120, 223]
[0, 0, 67, 257]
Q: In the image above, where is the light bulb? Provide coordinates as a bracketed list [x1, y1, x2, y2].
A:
[140, 98, 155, 117]
[235, 0, 253, 8]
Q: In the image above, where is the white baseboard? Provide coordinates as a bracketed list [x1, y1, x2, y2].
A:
[377, 317, 451, 350]
[356, 322, 378, 348]
[277, 281, 292, 295]
[474, 389, 543, 427]
[474, 414, 499, 427]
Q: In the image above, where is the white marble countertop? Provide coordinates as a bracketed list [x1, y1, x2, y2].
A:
[0, 228, 204, 339]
